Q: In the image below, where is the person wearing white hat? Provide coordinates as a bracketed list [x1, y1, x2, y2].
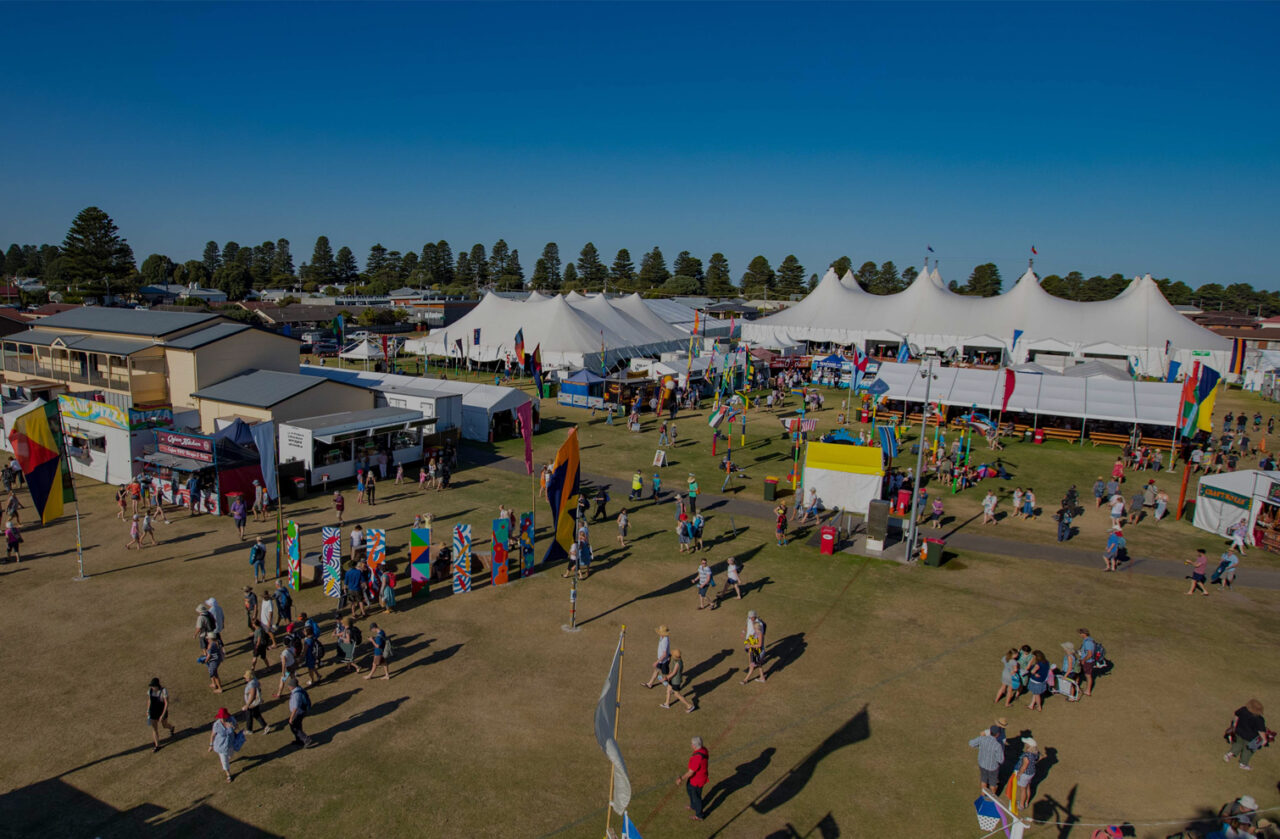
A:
[741, 611, 767, 684]
[1014, 738, 1039, 810]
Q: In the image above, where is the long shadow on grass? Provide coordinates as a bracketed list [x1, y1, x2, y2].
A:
[749, 705, 870, 815]
[312, 696, 409, 745]
[395, 642, 464, 676]
[702, 746, 776, 816]
[578, 573, 696, 626]
[764, 633, 807, 678]
[690, 666, 738, 702]
[1032, 784, 1080, 839]
[940, 510, 984, 540]
[684, 648, 733, 682]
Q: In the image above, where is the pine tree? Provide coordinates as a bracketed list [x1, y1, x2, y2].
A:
[398, 251, 418, 283]
[202, 241, 221, 275]
[964, 263, 1002, 297]
[740, 255, 775, 298]
[469, 243, 488, 287]
[610, 248, 636, 289]
[830, 255, 852, 278]
[500, 248, 524, 290]
[334, 247, 359, 284]
[455, 251, 474, 287]
[808, 272, 819, 291]
[540, 243, 562, 286]
[672, 251, 704, 284]
[852, 261, 877, 291]
[365, 244, 389, 280]
[249, 241, 275, 287]
[419, 242, 438, 284]
[59, 206, 135, 294]
[433, 240, 455, 286]
[637, 246, 670, 289]
[776, 254, 806, 296]
[531, 258, 553, 290]
[663, 275, 701, 295]
[309, 236, 336, 284]
[577, 243, 607, 291]
[562, 262, 579, 289]
[222, 241, 241, 268]
[489, 239, 511, 283]
[272, 238, 294, 280]
[871, 260, 902, 294]
[901, 266, 917, 288]
[4, 244, 22, 277]
[140, 254, 174, 286]
[705, 253, 734, 297]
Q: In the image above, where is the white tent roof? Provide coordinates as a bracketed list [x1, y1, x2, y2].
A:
[872, 361, 1180, 425]
[339, 338, 382, 360]
[743, 266, 1231, 377]
[402, 291, 687, 369]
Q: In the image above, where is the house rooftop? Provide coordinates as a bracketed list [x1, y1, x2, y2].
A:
[34, 306, 218, 337]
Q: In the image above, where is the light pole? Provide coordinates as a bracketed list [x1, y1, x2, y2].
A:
[904, 353, 937, 562]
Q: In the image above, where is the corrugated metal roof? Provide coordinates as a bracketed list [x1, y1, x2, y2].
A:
[165, 323, 251, 349]
[193, 370, 330, 408]
[36, 307, 218, 337]
[12, 329, 153, 356]
[281, 407, 424, 434]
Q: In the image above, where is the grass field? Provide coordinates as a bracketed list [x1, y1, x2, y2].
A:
[1, 383, 1278, 838]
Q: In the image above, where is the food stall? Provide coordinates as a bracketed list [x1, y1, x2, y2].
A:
[279, 407, 446, 487]
[1193, 469, 1280, 551]
[137, 429, 265, 515]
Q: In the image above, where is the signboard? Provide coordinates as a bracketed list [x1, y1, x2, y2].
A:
[58, 394, 128, 430]
[1198, 483, 1251, 510]
[653, 449, 667, 467]
[156, 430, 214, 463]
[1269, 481, 1280, 507]
[868, 378, 891, 397]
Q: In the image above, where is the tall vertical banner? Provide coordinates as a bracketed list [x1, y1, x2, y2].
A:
[492, 517, 510, 586]
[321, 526, 341, 598]
[285, 520, 301, 591]
[452, 524, 472, 593]
[542, 427, 581, 565]
[366, 528, 387, 574]
[517, 400, 534, 475]
[410, 528, 431, 595]
[8, 401, 73, 524]
[520, 513, 535, 575]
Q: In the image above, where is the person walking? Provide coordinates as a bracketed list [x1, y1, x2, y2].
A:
[675, 736, 710, 821]
[378, 565, 397, 613]
[208, 708, 241, 782]
[1185, 548, 1211, 595]
[3, 492, 25, 527]
[273, 638, 297, 699]
[344, 560, 369, 619]
[205, 632, 226, 693]
[4, 519, 22, 563]
[194, 603, 216, 652]
[186, 474, 202, 515]
[1211, 548, 1240, 590]
[686, 474, 699, 515]
[350, 524, 366, 565]
[230, 495, 248, 540]
[125, 514, 143, 550]
[616, 509, 629, 548]
[741, 610, 767, 684]
[968, 724, 1006, 795]
[652, 472, 662, 500]
[659, 649, 696, 712]
[241, 669, 270, 734]
[248, 619, 271, 672]
[140, 511, 159, 546]
[249, 537, 267, 584]
[1224, 699, 1268, 770]
[286, 678, 314, 748]
[691, 513, 706, 552]
[252, 479, 267, 522]
[1014, 738, 1039, 811]
[333, 489, 345, 525]
[1093, 476, 1107, 508]
[1078, 628, 1098, 697]
[642, 626, 672, 689]
[258, 588, 277, 639]
[146, 677, 177, 751]
[774, 504, 788, 546]
[592, 486, 610, 522]
[995, 649, 1020, 706]
[366, 470, 378, 506]
[693, 558, 716, 610]
[1055, 500, 1072, 542]
[630, 470, 643, 501]
[982, 490, 998, 525]
[1103, 529, 1125, 572]
[723, 557, 743, 601]
[364, 623, 392, 680]
[273, 580, 293, 624]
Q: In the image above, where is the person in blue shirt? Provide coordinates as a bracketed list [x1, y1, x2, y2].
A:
[344, 562, 368, 619]
[364, 623, 391, 680]
[1103, 529, 1125, 572]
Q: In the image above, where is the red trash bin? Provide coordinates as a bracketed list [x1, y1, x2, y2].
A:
[1033, 428, 1045, 444]
[860, 409, 870, 423]
[895, 489, 911, 515]
[820, 525, 837, 555]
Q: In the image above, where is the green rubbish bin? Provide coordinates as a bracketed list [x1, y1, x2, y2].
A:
[923, 537, 944, 567]
[763, 477, 778, 501]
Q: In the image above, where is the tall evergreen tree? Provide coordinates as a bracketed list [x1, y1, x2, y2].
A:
[433, 240, 455, 286]
[740, 255, 775, 298]
[334, 247, 359, 284]
[455, 251, 474, 287]
[576, 242, 607, 290]
[272, 238, 294, 279]
[672, 250, 704, 283]
[540, 242, 562, 286]
[808, 272, 820, 291]
[852, 261, 878, 291]
[365, 244, 390, 280]
[398, 251, 418, 282]
[419, 242, 438, 284]
[901, 266, 917, 288]
[562, 262, 579, 289]
[202, 241, 221, 275]
[830, 255, 853, 278]
[498, 248, 524, 290]
[249, 241, 275, 287]
[531, 258, 554, 290]
[469, 243, 488, 287]
[308, 236, 336, 284]
[705, 253, 734, 296]
[489, 239, 511, 283]
[212, 261, 251, 300]
[963, 263, 1002, 296]
[222, 241, 241, 268]
[140, 254, 174, 286]
[4, 244, 22, 277]
[59, 206, 135, 294]
[609, 248, 636, 289]
[776, 254, 806, 296]
[871, 260, 902, 294]
[637, 246, 670, 289]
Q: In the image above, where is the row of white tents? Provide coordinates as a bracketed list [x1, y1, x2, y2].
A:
[404, 291, 719, 370]
[742, 266, 1231, 379]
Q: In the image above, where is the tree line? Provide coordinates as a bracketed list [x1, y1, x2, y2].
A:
[5, 207, 1279, 315]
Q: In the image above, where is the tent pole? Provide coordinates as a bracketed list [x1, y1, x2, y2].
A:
[54, 406, 88, 581]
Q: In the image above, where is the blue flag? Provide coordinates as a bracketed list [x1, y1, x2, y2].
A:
[1011, 329, 1024, 352]
[622, 813, 644, 839]
[1165, 360, 1181, 383]
[335, 314, 345, 337]
[896, 344, 910, 363]
[878, 425, 898, 458]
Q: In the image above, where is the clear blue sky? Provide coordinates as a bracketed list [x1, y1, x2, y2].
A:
[3, 2, 1278, 290]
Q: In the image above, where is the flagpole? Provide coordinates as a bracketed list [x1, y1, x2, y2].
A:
[604, 624, 626, 837]
[53, 406, 88, 581]
[274, 434, 284, 580]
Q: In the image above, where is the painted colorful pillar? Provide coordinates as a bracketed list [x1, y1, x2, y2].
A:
[452, 524, 472, 593]
[410, 528, 431, 596]
[519, 513, 535, 576]
[367, 528, 387, 575]
[321, 526, 341, 599]
[492, 517, 510, 586]
[286, 520, 301, 591]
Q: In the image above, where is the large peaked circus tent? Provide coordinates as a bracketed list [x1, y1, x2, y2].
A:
[403, 292, 690, 369]
[742, 266, 1231, 378]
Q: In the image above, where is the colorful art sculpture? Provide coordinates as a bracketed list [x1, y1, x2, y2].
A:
[285, 520, 301, 591]
[492, 530, 509, 586]
[410, 528, 431, 596]
[520, 513, 535, 575]
[321, 526, 342, 598]
[452, 524, 472, 593]
[367, 528, 387, 574]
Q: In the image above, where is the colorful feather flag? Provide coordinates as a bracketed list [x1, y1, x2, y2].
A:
[877, 425, 898, 458]
[1001, 369, 1016, 412]
[530, 344, 544, 395]
[541, 427, 581, 565]
[518, 400, 534, 475]
[1195, 365, 1222, 433]
[7, 401, 72, 524]
[514, 328, 526, 366]
[473, 328, 481, 345]
[1178, 361, 1201, 437]
[1229, 338, 1246, 376]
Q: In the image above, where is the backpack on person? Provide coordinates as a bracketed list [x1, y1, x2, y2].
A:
[381, 633, 393, 659]
[349, 624, 363, 646]
[1090, 640, 1108, 668]
[275, 587, 292, 609]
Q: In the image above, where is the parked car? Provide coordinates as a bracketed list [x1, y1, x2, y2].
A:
[313, 341, 340, 357]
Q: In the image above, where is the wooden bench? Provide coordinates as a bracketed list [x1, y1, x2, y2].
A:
[1039, 427, 1080, 443]
[1087, 431, 1130, 448]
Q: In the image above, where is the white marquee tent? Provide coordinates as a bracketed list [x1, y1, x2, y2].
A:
[743, 267, 1231, 379]
[403, 292, 690, 369]
[871, 361, 1181, 426]
[1193, 469, 1280, 546]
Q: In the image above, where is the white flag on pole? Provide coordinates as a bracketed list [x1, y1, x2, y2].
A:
[594, 631, 631, 815]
